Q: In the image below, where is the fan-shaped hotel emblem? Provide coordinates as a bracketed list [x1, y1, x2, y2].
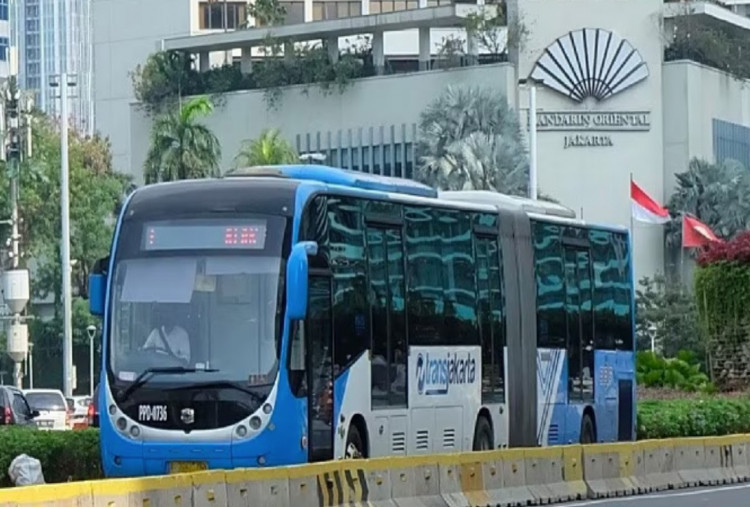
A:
[530, 28, 649, 103]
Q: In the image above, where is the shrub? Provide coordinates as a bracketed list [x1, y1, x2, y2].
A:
[636, 350, 714, 393]
[0, 427, 102, 486]
[637, 398, 750, 439]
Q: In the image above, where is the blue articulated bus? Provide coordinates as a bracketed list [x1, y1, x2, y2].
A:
[88, 164, 635, 477]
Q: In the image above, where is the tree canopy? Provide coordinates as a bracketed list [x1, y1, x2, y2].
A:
[666, 157, 750, 248]
[233, 128, 299, 167]
[144, 96, 222, 183]
[415, 85, 530, 196]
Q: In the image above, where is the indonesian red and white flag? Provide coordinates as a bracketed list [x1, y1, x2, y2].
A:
[631, 180, 670, 224]
[682, 215, 722, 248]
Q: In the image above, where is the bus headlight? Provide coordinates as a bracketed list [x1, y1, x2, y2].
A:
[236, 425, 248, 438]
[116, 417, 127, 431]
[249, 416, 262, 430]
[130, 425, 141, 438]
[262, 403, 272, 415]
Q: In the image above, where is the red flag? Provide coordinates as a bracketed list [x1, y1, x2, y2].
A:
[682, 215, 721, 248]
[631, 180, 670, 224]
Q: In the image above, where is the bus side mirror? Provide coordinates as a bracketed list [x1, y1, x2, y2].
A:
[89, 256, 109, 317]
[286, 241, 318, 320]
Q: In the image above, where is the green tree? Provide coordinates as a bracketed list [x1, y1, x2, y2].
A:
[247, 0, 286, 26]
[233, 128, 298, 168]
[144, 96, 222, 184]
[415, 85, 529, 195]
[666, 157, 750, 248]
[636, 274, 703, 361]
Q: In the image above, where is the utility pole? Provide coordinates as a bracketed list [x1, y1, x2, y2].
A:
[1, 77, 32, 389]
[50, 72, 76, 397]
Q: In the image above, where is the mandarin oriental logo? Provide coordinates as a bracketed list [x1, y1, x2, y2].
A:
[530, 28, 649, 103]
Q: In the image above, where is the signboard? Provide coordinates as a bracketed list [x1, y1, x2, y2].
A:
[409, 346, 480, 407]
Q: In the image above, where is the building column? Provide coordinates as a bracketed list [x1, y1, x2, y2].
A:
[327, 36, 339, 64]
[304, 0, 313, 22]
[467, 30, 479, 66]
[199, 51, 210, 72]
[284, 41, 295, 61]
[373, 31, 385, 75]
[418, 27, 430, 71]
[241, 47, 253, 74]
[361, 0, 370, 15]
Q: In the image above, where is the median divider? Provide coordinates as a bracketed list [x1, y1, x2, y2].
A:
[3, 434, 750, 506]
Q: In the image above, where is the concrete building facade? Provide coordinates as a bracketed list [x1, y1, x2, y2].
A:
[92, 0, 750, 281]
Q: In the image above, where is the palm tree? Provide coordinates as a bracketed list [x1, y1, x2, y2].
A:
[415, 85, 529, 195]
[666, 157, 750, 248]
[233, 128, 299, 168]
[144, 96, 221, 184]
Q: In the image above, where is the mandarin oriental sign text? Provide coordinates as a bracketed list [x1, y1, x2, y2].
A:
[536, 111, 651, 132]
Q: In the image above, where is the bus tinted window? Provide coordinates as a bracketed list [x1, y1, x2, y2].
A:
[328, 197, 369, 371]
[532, 221, 566, 349]
[590, 229, 633, 351]
[405, 207, 443, 345]
[477, 235, 505, 402]
[440, 209, 479, 346]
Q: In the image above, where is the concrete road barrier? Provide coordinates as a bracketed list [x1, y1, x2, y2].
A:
[2, 434, 750, 506]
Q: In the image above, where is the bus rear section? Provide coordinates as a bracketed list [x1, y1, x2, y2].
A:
[530, 219, 636, 446]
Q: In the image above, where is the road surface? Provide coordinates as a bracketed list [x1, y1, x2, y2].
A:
[557, 483, 750, 506]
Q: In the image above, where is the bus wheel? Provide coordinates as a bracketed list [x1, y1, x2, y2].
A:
[345, 425, 365, 459]
[472, 416, 493, 451]
[580, 414, 596, 444]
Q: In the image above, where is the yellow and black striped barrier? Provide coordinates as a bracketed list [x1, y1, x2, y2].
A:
[2, 435, 750, 506]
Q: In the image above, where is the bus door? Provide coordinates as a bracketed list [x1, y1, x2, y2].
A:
[562, 243, 595, 406]
[305, 273, 335, 462]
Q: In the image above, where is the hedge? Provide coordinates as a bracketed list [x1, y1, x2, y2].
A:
[637, 398, 750, 440]
[0, 427, 102, 486]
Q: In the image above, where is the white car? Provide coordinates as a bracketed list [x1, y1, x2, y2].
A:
[66, 395, 92, 428]
[24, 389, 69, 431]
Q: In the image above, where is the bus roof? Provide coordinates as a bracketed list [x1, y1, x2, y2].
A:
[221, 165, 628, 233]
[225, 164, 438, 199]
[438, 190, 577, 219]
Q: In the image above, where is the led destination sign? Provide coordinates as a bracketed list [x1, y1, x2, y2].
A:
[142, 221, 268, 251]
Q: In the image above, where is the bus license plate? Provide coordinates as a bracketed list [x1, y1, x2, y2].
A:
[169, 461, 207, 474]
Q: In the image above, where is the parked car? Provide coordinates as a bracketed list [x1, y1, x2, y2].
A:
[23, 389, 69, 430]
[66, 395, 92, 429]
[0, 386, 38, 427]
[87, 385, 99, 428]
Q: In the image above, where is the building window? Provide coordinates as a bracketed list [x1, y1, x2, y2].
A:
[0, 37, 8, 62]
[313, 1, 362, 20]
[198, 1, 247, 30]
[279, 1, 305, 24]
[713, 118, 750, 170]
[0, 0, 7, 21]
[369, 0, 419, 13]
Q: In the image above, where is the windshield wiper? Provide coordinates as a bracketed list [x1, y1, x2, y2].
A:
[167, 380, 267, 404]
[117, 367, 219, 402]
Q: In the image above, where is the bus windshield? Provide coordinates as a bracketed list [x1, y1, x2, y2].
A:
[108, 217, 286, 392]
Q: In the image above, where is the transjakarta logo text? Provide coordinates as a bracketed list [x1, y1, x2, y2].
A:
[416, 351, 476, 395]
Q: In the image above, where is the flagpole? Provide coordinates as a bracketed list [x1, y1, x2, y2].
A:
[680, 212, 686, 293]
[629, 172, 634, 248]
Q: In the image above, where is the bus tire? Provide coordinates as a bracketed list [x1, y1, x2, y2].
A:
[580, 413, 596, 444]
[472, 416, 493, 451]
[345, 424, 365, 459]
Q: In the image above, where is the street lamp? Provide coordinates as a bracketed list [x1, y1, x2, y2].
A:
[50, 73, 77, 397]
[518, 77, 544, 201]
[27, 342, 33, 388]
[86, 325, 97, 397]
